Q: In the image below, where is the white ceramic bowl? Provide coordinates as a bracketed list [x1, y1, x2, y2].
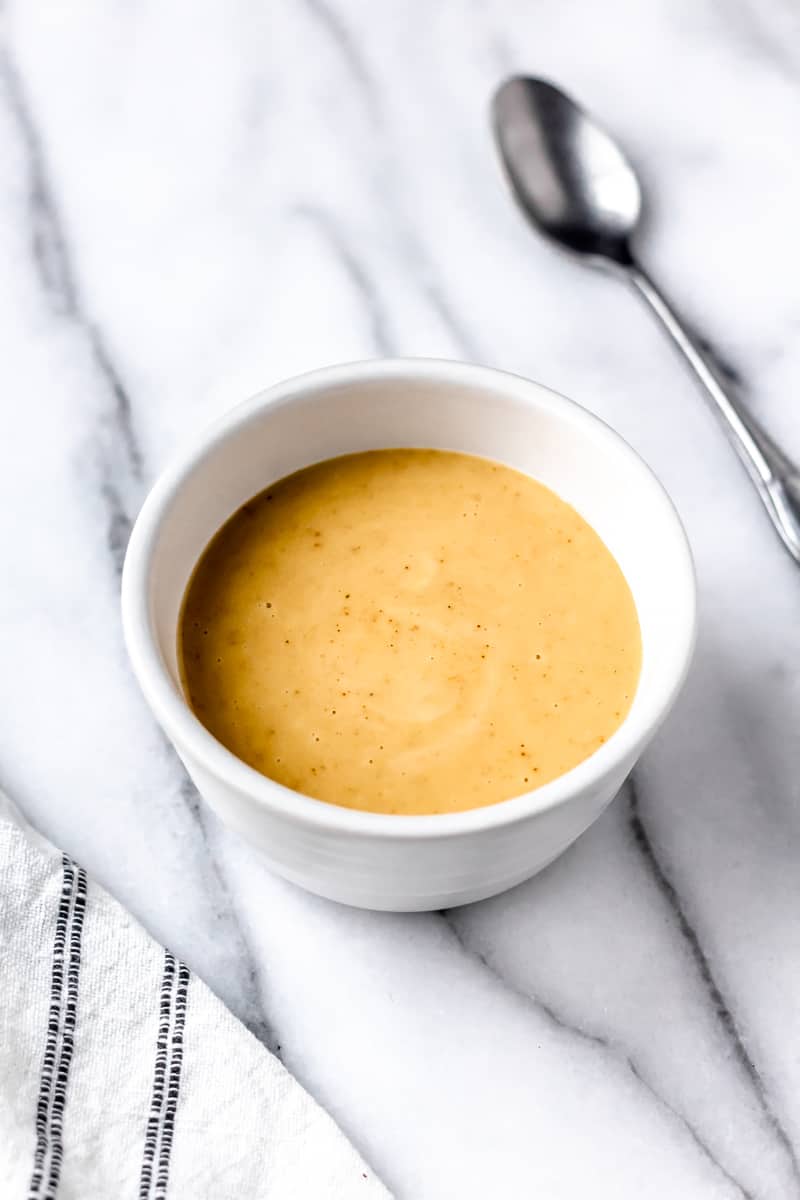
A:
[122, 359, 695, 911]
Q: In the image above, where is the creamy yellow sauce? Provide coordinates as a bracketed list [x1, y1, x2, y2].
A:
[179, 449, 641, 815]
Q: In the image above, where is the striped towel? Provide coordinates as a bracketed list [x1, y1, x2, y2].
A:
[0, 792, 389, 1199]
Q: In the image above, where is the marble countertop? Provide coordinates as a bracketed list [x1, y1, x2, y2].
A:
[3, 2, 800, 1197]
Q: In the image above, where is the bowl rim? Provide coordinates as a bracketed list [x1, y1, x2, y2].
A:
[121, 357, 697, 840]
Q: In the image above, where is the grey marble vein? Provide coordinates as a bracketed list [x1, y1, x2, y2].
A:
[628, 773, 800, 1189]
[0, 44, 142, 573]
[414, 267, 485, 364]
[694, 335, 744, 389]
[293, 203, 396, 355]
[178, 777, 281, 1055]
[440, 909, 753, 1200]
[724, 0, 800, 82]
[99, 482, 134, 577]
[0, 51, 78, 315]
[301, 0, 379, 113]
[298, 0, 485, 363]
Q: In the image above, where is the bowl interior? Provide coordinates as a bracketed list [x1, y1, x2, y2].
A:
[138, 362, 694, 777]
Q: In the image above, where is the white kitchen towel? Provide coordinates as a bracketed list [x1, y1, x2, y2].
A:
[0, 792, 390, 1200]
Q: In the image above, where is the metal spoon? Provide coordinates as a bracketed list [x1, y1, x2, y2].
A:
[492, 76, 800, 565]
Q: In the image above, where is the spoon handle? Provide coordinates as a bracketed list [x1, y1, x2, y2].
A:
[628, 262, 800, 565]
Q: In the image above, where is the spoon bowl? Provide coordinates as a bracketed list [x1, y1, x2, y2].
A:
[493, 77, 640, 265]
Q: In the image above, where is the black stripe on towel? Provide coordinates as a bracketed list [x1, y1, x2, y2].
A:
[43, 865, 87, 1200]
[28, 858, 73, 1196]
[29, 856, 87, 1200]
[154, 962, 190, 1199]
[140, 952, 190, 1200]
[139, 952, 176, 1199]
